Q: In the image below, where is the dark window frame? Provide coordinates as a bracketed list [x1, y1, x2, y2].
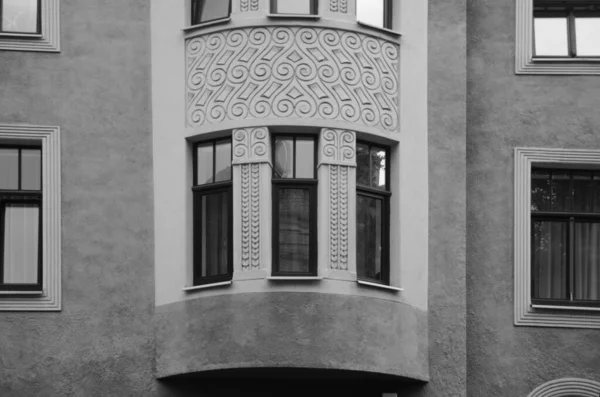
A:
[0, 0, 42, 35]
[531, 167, 600, 307]
[192, 138, 233, 286]
[270, 0, 318, 15]
[271, 135, 318, 277]
[0, 145, 43, 292]
[356, 142, 391, 285]
[357, 0, 393, 29]
[191, 0, 231, 25]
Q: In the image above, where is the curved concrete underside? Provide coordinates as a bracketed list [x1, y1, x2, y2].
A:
[155, 291, 428, 381]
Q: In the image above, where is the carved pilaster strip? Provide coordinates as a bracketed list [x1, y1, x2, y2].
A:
[240, 0, 249, 11]
[328, 165, 349, 270]
[330, 0, 338, 12]
[250, 0, 259, 10]
[340, 0, 347, 13]
[330, 165, 339, 269]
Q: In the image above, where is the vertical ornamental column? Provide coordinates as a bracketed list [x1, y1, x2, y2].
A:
[232, 127, 272, 280]
[317, 129, 357, 279]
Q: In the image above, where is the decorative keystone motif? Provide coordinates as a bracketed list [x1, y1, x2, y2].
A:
[186, 27, 399, 132]
[240, 163, 261, 271]
[232, 127, 270, 164]
[320, 128, 356, 166]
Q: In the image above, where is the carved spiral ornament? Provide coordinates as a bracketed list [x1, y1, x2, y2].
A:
[187, 27, 399, 132]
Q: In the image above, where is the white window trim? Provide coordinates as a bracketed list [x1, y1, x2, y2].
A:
[527, 377, 600, 397]
[515, 0, 600, 75]
[0, 124, 61, 311]
[0, 0, 60, 52]
[514, 147, 600, 328]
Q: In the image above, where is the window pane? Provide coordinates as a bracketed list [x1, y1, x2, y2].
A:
[370, 147, 387, 189]
[574, 222, 600, 301]
[0, 149, 19, 190]
[531, 170, 551, 212]
[534, 17, 569, 56]
[572, 171, 592, 213]
[200, 192, 229, 277]
[21, 149, 41, 191]
[575, 17, 600, 56]
[1, 0, 38, 33]
[274, 0, 312, 14]
[551, 171, 571, 212]
[356, 143, 370, 187]
[357, 0, 384, 28]
[295, 138, 314, 178]
[198, 0, 229, 23]
[532, 220, 568, 300]
[593, 175, 600, 213]
[274, 138, 294, 178]
[3, 203, 39, 284]
[196, 143, 213, 185]
[278, 188, 310, 273]
[214, 141, 232, 182]
[357, 194, 383, 282]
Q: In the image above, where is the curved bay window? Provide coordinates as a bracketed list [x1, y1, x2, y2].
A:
[531, 168, 600, 307]
[272, 136, 317, 276]
[193, 139, 232, 286]
[0, 146, 42, 292]
[356, 142, 390, 285]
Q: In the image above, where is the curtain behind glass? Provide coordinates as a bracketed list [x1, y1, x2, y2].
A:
[532, 220, 567, 300]
[3, 203, 39, 284]
[278, 188, 310, 273]
[201, 191, 229, 277]
[574, 222, 600, 301]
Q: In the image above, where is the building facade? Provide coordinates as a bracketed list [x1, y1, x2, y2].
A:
[0, 0, 598, 396]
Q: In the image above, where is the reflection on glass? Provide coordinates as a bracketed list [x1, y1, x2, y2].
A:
[0, 149, 19, 190]
[196, 143, 213, 185]
[531, 170, 551, 212]
[200, 192, 229, 277]
[534, 17, 569, 56]
[356, 143, 370, 187]
[357, 0, 384, 28]
[574, 222, 600, 301]
[295, 138, 314, 178]
[274, 0, 312, 14]
[572, 171, 592, 213]
[593, 175, 600, 213]
[357, 194, 382, 281]
[274, 138, 293, 178]
[575, 17, 600, 56]
[551, 172, 571, 211]
[1, 0, 38, 33]
[193, 0, 230, 24]
[278, 188, 310, 273]
[21, 149, 41, 191]
[532, 220, 568, 300]
[370, 147, 386, 189]
[3, 203, 39, 284]
[214, 141, 232, 182]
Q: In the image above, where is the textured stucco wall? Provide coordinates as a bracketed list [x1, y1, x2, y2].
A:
[467, 0, 600, 396]
[0, 0, 155, 395]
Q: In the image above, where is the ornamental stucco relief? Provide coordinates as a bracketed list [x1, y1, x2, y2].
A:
[186, 27, 399, 132]
[240, 0, 259, 12]
[330, 0, 348, 13]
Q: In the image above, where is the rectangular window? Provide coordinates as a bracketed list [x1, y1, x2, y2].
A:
[0, 0, 40, 35]
[191, 0, 231, 25]
[271, 0, 317, 15]
[356, 142, 390, 285]
[272, 136, 317, 276]
[356, 0, 392, 29]
[193, 139, 233, 286]
[0, 146, 42, 292]
[531, 169, 600, 306]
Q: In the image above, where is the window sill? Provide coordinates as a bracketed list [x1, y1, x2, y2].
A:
[531, 304, 600, 312]
[0, 32, 43, 39]
[356, 21, 401, 37]
[532, 57, 600, 63]
[0, 290, 44, 295]
[357, 280, 403, 292]
[267, 276, 323, 281]
[267, 14, 321, 20]
[182, 281, 232, 292]
[182, 17, 231, 33]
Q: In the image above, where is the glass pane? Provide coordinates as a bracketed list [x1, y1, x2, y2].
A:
[3, 203, 39, 284]
[575, 17, 600, 56]
[572, 171, 592, 213]
[574, 222, 600, 301]
[196, 143, 213, 185]
[295, 138, 314, 178]
[0, 149, 19, 190]
[201, 192, 229, 277]
[275, 0, 312, 14]
[551, 171, 571, 212]
[534, 17, 569, 56]
[199, 0, 229, 23]
[532, 220, 568, 300]
[357, 195, 383, 282]
[214, 141, 232, 182]
[274, 138, 293, 178]
[370, 147, 387, 189]
[531, 170, 551, 212]
[357, 0, 384, 28]
[21, 149, 41, 191]
[593, 175, 600, 213]
[356, 143, 370, 187]
[1, 0, 38, 33]
[278, 188, 310, 273]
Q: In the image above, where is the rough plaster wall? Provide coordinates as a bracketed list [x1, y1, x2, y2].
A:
[0, 0, 155, 396]
[467, 0, 600, 396]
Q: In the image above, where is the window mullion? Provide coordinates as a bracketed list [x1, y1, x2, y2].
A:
[569, 216, 575, 301]
[568, 9, 577, 57]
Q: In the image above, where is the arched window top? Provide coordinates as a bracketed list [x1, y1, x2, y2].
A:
[528, 378, 600, 397]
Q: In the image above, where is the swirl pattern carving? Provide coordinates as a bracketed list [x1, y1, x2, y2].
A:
[240, 163, 261, 271]
[232, 127, 270, 164]
[329, 165, 349, 270]
[330, 0, 348, 13]
[186, 27, 399, 132]
[320, 129, 356, 165]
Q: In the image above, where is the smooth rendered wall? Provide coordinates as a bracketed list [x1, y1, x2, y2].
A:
[0, 0, 155, 395]
[467, 0, 600, 395]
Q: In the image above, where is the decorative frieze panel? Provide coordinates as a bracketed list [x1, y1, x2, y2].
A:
[240, 0, 259, 12]
[330, 0, 348, 13]
[233, 127, 270, 164]
[186, 27, 399, 132]
[320, 128, 356, 166]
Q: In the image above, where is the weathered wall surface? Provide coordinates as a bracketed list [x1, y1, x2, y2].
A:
[0, 0, 155, 395]
[467, 0, 600, 396]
